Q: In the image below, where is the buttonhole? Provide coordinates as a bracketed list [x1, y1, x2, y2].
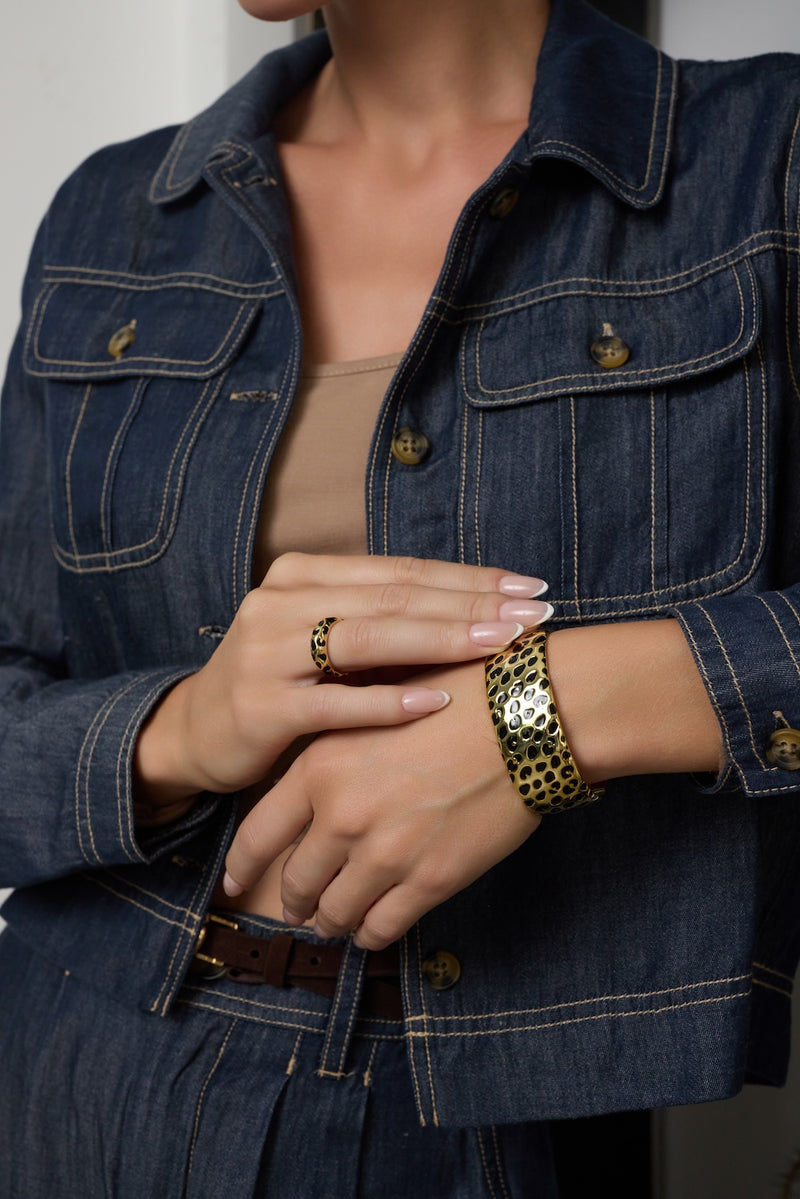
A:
[230, 390, 278, 403]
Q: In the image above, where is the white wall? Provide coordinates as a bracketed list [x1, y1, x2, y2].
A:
[660, 0, 800, 59]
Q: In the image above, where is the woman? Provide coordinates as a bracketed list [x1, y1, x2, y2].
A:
[2, 0, 799, 1194]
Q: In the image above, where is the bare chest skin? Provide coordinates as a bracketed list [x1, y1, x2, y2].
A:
[213, 119, 528, 922]
[276, 124, 528, 364]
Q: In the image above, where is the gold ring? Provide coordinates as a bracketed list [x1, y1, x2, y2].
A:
[310, 617, 345, 677]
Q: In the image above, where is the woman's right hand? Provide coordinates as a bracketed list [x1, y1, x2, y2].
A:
[133, 552, 550, 810]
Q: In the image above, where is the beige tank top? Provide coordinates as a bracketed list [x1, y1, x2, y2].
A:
[251, 353, 403, 583]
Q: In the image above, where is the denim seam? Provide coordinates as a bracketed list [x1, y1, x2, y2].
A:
[458, 403, 469, 565]
[469, 258, 753, 397]
[362, 1040, 379, 1087]
[436, 233, 797, 315]
[334, 947, 367, 1076]
[63, 383, 91, 561]
[75, 675, 155, 866]
[41, 264, 279, 296]
[100, 379, 146, 554]
[784, 107, 800, 403]
[233, 343, 299, 601]
[753, 960, 794, 984]
[533, 51, 674, 200]
[649, 391, 657, 593]
[404, 972, 750, 1025]
[754, 595, 800, 685]
[84, 874, 198, 933]
[187, 1019, 237, 1179]
[673, 612, 732, 772]
[693, 602, 768, 769]
[476, 1129, 499, 1199]
[753, 978, 793, 999]
[405, 988, 752, 1040]
[569, 397, 582, 621]
[474, 410, 484, 566]
[29, 285, 257, 373]
[148, 117, 198, 199]
[182, 982, 405, 1034]
[412, 922, 441, 1126]
[154, 809, 237, 1015]
[287, 1031, 304, 1076]
[101, 869, 198, 915]
[491, 1126, 512, 1199]
[52, 376, 222, 572]
[548, 347, 764, 607]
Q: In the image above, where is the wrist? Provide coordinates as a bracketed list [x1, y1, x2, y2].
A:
[133, 675, 207, 807]
[545, 619, 724, 781]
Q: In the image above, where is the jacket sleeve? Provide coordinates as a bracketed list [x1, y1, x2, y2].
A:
[0, 217, 221, 889]
[675, 591, 800, 797]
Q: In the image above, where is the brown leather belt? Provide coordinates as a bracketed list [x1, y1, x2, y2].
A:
[191, 914, 403, 1020]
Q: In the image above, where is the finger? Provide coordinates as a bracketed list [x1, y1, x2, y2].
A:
[322, 607, 552, 673]
[352, 881, 436, 952]
[285, 682, 456, 736]
[223, 781, 314, 897]
[280, 834, 360, 926]
[310, 856, 399, 940]
[263, 551, 548, 599]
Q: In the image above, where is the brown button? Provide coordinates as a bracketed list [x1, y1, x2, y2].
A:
[590, 325, 631, 370]
[422, 950, 462, 991]
[488, 187, 520, 219]
[108, 319, 137, 360]
[767, 728, 800, 771]
[391, 427, 430, 466]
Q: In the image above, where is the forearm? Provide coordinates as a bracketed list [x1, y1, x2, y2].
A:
[546, 618, 724, 784]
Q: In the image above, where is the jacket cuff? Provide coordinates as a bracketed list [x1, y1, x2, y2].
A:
[76, 668, 222, 868]
[674, 591, 800, 797]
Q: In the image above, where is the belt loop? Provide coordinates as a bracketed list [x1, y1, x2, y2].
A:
[316, 937, 367, 1080]
[261, 932, 295, 988]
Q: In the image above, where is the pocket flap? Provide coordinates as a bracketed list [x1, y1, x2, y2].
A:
[24, 274, 263, 381]
[462, 259, 760, 406]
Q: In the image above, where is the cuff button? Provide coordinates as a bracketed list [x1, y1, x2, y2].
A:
[766, 727, 800, 770]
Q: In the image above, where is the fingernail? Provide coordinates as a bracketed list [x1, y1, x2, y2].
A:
[313, 924, 332, 940]
[498, 575, 548, 598]
[498, 600, 554, 626]
[283, 908, 304, 927]
[222, 870, 245, 898]
[469, 621, 524, 648]
[401, 688, 451, 714]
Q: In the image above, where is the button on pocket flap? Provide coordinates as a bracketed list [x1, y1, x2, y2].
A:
[462, 259, 761, 407]
[24, 276, 262, 381]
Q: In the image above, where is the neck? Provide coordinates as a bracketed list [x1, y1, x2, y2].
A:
[292, 0, 549, 152]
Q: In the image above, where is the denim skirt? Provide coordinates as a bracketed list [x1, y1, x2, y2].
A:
[0, 918, 558, 1198]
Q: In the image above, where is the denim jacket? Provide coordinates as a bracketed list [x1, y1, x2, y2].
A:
[3, 0, 800, 1126]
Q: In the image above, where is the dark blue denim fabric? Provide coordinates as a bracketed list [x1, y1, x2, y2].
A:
[0, 925, 558, 1197]
[2, 0, 800, 1126]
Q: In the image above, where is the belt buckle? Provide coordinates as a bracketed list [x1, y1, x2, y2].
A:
[191, 912, 240, 980]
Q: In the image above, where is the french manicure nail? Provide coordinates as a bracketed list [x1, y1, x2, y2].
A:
[222, 870, 245, 898]
[498, 575, 548, 598]
[283, 908, 304, 927]
[469, 621, 524, 648]
[401, 688, 452, 714]
[499, 600, 554, 626]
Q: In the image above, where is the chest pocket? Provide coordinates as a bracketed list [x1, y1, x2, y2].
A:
[459, 258, 764, 619]
[24, 275, 261, 572]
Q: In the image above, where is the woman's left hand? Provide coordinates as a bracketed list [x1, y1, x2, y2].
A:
[222, 660, 540, 950]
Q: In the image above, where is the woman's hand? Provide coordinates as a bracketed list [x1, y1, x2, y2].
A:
[134, 553, 550, 810]
[222, 659, 540, 950]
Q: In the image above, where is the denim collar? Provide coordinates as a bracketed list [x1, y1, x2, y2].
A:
[150, 0, 676, 211]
